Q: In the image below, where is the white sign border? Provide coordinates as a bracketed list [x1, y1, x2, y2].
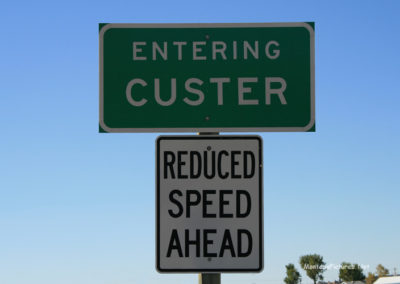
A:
[156, 135, 263, 273]
[100, 22, 315, 133]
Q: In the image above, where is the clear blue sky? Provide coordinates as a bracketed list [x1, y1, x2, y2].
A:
[1, 1, 399, 284]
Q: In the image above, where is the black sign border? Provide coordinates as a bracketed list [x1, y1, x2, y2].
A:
[156, 135, 263, 273]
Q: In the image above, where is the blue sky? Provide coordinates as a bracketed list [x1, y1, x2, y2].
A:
[1, 0, 400, 284]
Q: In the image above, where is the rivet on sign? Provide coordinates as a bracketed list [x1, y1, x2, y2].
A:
[205, 116, 210, 121]
[205, 35, 210, 40]
[207, 146, 212, 151]
[208, 257, 212, 262]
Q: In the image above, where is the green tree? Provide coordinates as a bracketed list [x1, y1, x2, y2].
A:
[339, 262, 366, 282]
[299, 254, 326, 284]
[284, 263, 302, 284]
[365, 272, 378, 284]
[376, 264, 389, 277]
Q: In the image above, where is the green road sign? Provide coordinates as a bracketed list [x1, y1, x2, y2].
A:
[99, 23, 315, 133]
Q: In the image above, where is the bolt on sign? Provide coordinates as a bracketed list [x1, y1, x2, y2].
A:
[156, 136, 263, 272]
[99, 23, 315, 133]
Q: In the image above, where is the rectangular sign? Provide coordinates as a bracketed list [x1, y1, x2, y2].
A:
[100, 23, 315, 133]
[156, 135, 263, 272]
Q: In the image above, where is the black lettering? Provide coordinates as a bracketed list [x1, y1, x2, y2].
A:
[204, 151, 216, 179]
[168, 190, 183, 218]
[177, 151, 188, 179]
[164, 151, 175, 179]
[219, 190, 233, 218]
[237, 229, 252, 257]
[166, 229, 183, 257]
[231, 151, 241, 178]
[219, 229, 236, 257]
[186, 190, 201, 217]
[217, 150, 229, 179]
[243, 151, 255, 178]
[236, 190, 251, 218]
[203, 190, 216, 218]
[203, 229, 217, 257]
[185, 229, 201, 257]
[190, 151, 202, 178]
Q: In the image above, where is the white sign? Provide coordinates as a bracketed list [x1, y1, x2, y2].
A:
[156, 136, 263, 272]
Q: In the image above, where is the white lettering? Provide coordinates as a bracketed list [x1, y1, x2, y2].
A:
[126, 78, 147, 106]
[243, 41, 259, 60]
[173, 41, 187, 61]
[133, 42, 147, 60]
[238, 78, 259, 105]
[265, 41, 280, 59]
[155, 78, 177, 106]
[184, 78, 204, 106]
[265, 77, 287, 105]
[233, 41, 237, 60]
[193, 42, 207, 60]
[212, 41, 227, 60]
[125, 77, 288, 107]
[210, 78, 231, 105]
[152, 42, 168, 60]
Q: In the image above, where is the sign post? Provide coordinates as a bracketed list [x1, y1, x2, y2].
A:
[199, 273, 221, 284]
[156, 135, 263, 272]
[99, 22, 316, 284]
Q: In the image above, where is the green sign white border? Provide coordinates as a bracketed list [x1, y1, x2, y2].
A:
[99, 22, 315, 133]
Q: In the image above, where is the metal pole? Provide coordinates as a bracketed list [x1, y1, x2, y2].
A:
[199, 273, 221, 284]
[198, 131, 221, 284]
